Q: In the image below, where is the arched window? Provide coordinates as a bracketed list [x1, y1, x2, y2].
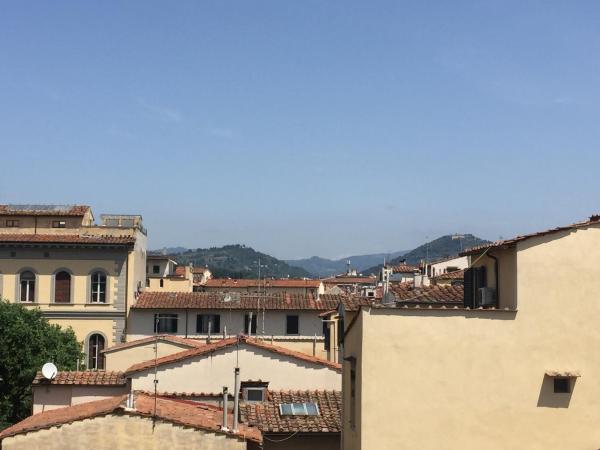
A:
[90, 272, 107, 303]
[20, 271, 35, 302]
[88, 334, 105, 370]
[54, 271, 71, 303]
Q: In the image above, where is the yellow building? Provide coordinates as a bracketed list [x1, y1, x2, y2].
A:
[342, 214, 600, 449]
[0, 204, 147, 369]
[145, 254, 193, 292]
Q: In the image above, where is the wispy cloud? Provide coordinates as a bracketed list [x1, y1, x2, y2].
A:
[138, 99, 183, 123]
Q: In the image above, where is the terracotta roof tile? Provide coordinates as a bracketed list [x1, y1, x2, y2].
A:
[133, 291, 344, 311]
[390, 263, 420, 273]
[102, 335, 205, 354]
[124, 336, 341, 375]
[322, 276, 376, 284]
[0, 393, 261, 442]
[462, 214, 600, 256]
[0, 204, 90, 216]
[32, 371, 126, 386]
[432, 269, 465, 281]
[240, 390, 341, 434]
[390, 282, 463, 304]
[0, 234, 135, 245]
[204, 278, 322, 289]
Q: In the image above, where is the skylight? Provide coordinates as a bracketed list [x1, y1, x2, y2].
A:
[279, 402, 320, 416]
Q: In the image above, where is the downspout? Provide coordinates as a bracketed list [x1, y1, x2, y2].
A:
[185, 308, 189, 338]
[487, 252, 500, 307]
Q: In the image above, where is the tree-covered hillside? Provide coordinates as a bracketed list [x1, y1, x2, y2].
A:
[171, 244, 312, 279]
[363, 234, 490, 274]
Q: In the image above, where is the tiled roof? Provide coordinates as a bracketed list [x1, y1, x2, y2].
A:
[432, 269, 465, 281]
[192, 267, 210, 273]
[322, 276, 377, 284]
[133, 291, 343, 311]
[0, 234, 135, 246]
[339, 295, 378, 312]
[102, 335, 205, 354]
[390, 282, 463, 304]
[390, 263, 420, 273]
[125, 336, 341, 375]
[0, 393, 261, 442]
[462, 215, 600, 256]
[32, 371, 126, 386]
[0, 204, 90, 216]
[241, 390, 341, 434]
[173, 266, 186, 277]
[204, 278, 322, 289]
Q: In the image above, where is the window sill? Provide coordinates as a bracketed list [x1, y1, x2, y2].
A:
[85, 303, 113, 306]
[48, 303, 76, 306]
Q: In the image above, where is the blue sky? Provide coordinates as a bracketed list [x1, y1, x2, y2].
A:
[1, 1, 600, 259]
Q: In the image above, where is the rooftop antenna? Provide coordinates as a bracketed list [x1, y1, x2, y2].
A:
[41, 362, 58, 381]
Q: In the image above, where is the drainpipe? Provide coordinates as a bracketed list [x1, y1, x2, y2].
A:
[221, 386, 229, 430]
[487, 252, 500, 307]
[232, 367, 240, 431]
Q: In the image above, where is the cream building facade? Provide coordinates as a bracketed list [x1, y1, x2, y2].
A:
[0, 205, 147, 369]
[342, 215, 600, 450]
[125, 337, 341, 393]
[145, 254, 194, 292]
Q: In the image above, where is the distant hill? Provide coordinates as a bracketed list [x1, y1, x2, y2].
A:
[362, 234, 490, 275]
[152, 246, 188, 255]
[286, 251, 407, 278]
[169, 244, 312, 279]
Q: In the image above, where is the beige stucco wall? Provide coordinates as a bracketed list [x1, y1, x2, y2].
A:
[2, 413, 247, 450]
[49, 317, 117, 349]
[130, 344, 341, 393]
[343, 225, 600, 449]
[32, 385, 128, 414]
[105, 340, 196, 371]
[146, 276, 193, 293]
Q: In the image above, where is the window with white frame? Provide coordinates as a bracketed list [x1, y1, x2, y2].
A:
[20, 271, 35, 302]
[90, 271, 107, 303]
[88, 334, 105, 370]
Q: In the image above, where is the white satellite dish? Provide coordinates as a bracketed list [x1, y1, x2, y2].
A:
[41, 362, 58, 380]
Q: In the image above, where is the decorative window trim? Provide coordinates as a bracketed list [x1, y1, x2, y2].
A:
[51, 268, 74, 304]
[88, 270, 109, 304]
[17, 268, 38, 303]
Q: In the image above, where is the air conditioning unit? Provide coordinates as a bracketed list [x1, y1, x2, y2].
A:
[477, 287, 496, 306]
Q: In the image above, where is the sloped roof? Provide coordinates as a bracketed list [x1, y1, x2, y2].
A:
[241, 390, 341, 433]
[0, 393, 261, 442]
[0, 204, 90, 216]
[102, 335, 205, 354]
[462, 215, 600, 256]
[390, 282, 463, 304]
[124, 336, 341, 375]
[0, 234, 135, 246]
[390, 263, 420, 273]
[32, 371, 126, 386]
[133, 291, 343, 311]
[431, 269, 465, 281]
[204, 278, 322, 289]
[322, 276, 377, 284]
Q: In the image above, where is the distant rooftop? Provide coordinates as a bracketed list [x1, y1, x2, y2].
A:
[0, 204, 90, 216]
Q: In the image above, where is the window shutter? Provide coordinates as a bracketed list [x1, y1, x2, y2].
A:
[464, 268, 475, 308]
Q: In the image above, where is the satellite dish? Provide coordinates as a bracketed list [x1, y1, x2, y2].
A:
[41, 362, 58, 380]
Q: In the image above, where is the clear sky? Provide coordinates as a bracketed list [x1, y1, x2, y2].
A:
[1, 2, 600, 260]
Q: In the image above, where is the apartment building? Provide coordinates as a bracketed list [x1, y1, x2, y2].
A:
[127, 291, 342, 360]
[342, 215, 600, 449]
[145, 254, 193, 292]
[0, 205, 146, 369]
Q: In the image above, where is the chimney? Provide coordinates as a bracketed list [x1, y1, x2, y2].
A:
[221, 386, 229, 430]
[233, 367, 240, 431]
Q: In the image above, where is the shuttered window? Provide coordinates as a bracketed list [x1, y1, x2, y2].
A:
[54, 271, 71, 303]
